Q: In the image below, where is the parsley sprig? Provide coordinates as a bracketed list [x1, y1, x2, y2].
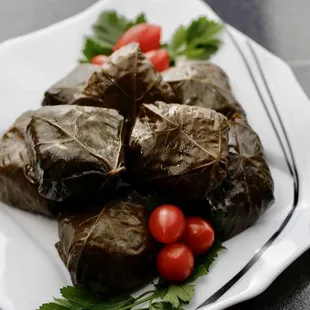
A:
[81, 11, 147, 62]
[38, 241, 224, 310]
[38, 285, 192, 310]
[81, 11, 223, 64]
[169, 17, 224, 61]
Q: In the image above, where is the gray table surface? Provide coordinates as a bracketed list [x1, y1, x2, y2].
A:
[1, 0, 310, 309]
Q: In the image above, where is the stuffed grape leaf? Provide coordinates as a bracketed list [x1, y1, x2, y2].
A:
[207, 115, 274, 240]
[25, 105, 126, 202]
[0, 111, 55, 216]
[128, 101, 230, 201]
[56, 191, 157, 292]
[163, 63, 231, 92]
[80, 43, 176, 128]
[42, 64, 101, 107]
[162, 63, 245, 118]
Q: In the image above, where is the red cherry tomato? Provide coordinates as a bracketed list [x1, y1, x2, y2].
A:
[145, 49, 170, 72]
[157, 243, 194, 282]
[91, 55, 109, 65]
[182, 217, 215, 256]
[113, 23, 161, 53]
[149, 205, 185, 244]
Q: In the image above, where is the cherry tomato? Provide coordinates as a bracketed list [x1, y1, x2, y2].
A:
[182, 217, 215, 256]
[113, 23, 161, 53]
[157, 243, 194, 282]
[91, 55, 109, 65]
[149, 205, 185, 244]
[145, 49, 170, 72]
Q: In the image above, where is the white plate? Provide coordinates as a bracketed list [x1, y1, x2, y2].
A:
[0, 0, 310, 309]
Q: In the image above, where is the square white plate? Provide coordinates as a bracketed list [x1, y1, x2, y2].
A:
[0, 1, 310, 309]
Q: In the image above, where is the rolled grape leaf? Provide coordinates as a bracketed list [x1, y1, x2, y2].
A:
[163, 63, 231, 92]
[0, 111, 55, 216]
[128, 101, 230, 201]
[207, 115, 274, 240]
[25, 105, 125, 202]
[162, 63, 245, 118]
[56, 191, 157, 292]
[42, 64, 101, 106]
[81, 43, 176, 128]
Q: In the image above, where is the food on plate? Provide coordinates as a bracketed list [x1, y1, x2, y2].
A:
[0, 9, 275, 309]
[162, 63, 245, 117]
[162, 63, 231, 92]
[149, 204, 186, 244]
[56, 191, 157, 292]
[42, 64, 100, 106]
[145, 49, 170, 72]
[91, 54, 109, 65]
[113, 23, 161, 52]
[0, 111, 55, 216]
[150, 205, 216, 281]
[168, 17, 224, 62]
[25, 105, 125, 202]
[128, 101, 230, 201]
[182, 217, 215, 255]
[157, 243, 194, 282]
[80, 43, 176, 130]
[81, 11, 148, 62]
[81, 11, 224, 70]
[43, 44, 176, 130]
[207, 115, 275, 240]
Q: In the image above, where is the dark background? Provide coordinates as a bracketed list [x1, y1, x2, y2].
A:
[1, 0, 310, 309]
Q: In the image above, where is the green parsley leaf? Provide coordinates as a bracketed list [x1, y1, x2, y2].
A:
[39, 286, 135, 310]
[182, 43, 220, 60]
[38, 241, 224, 310]
[92, 11, 128, 42]
[160, 42, 169, 49]
[188, 240, 225, 281]
[82, 37, 113, 62]
[86, 283, 117, 298]
[186, 18, 221, 43]
[170, 26, 186, 52]
[81, 11, 147, 62]
[39, 303, 70, 310]
[60, 286, 99, 307]
[153, 287, 168, 299]
[126, 13, 147, 30]
[163, 284, 195, 309]
[52, 298, 75, 308]
[90, 295, 135, 310]
[150, 301, 175, 310]
[169, 16, 224, 61]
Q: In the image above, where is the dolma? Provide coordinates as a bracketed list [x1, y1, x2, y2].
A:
[163, 63, 231, 92]
[79, 43, 176, 129]
[0, 111, 55, 216]
[42, 64, 100, 106]
[162, 63, 245, 118]
[56, 191, 156, 292]
[207, 115, 274, 240]
[25, 105, 125, 202]
[128, 101, 230, 201]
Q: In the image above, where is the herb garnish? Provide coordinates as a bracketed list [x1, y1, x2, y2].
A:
[168, 17, 224, 61]
[38, 241, 224, 310]
[81, 11, 147, 62]
[81, 11, 223, 63]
